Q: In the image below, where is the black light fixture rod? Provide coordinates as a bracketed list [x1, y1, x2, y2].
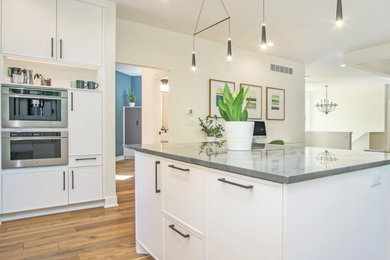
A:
[194, 17, 230, 36]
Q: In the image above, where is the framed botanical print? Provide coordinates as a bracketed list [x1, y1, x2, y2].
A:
[209, 79, 235, 117]
[266, 87, 285, 120]
[240, 83, 262, 120]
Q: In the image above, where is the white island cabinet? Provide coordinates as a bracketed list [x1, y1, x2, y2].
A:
[133, 146, 390, 260]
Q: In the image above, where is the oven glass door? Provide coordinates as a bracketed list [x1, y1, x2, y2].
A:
[10, 139, 61, 160]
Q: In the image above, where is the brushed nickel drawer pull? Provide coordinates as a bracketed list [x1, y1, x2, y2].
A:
[218, 178, 253, 189]
[169, 224, 190, 238]
[75, 157, 97, 161]
[168, 165, 190, 172]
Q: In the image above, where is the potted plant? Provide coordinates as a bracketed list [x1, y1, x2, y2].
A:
[127, 90, 136, 107]
[214, 119, 225, 142]
[199, 116, 216, 142]
[218, 84, 254, 150]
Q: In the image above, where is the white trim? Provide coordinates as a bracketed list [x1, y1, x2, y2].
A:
[1, 200, 104, 223]
[116, 155, 125, 161]
[104, 195, 118, 208]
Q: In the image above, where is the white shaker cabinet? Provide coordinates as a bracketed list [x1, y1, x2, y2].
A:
[206, 171, 284, 260]
[1, 0, 57, 60]
[135, 152, 163, 260]
[69, 166, 103, 204]
[57, 0, 103, 66]
[2, 169, 68, 214]
[68, 90, 102, 156]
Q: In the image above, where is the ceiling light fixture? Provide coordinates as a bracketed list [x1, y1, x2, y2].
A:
[160, 79, 169, 92]
[340, 64, 347, 67]
[260, 0, 267, 50]
[336, 0, 343, 27]
[316, 85, 338, 115]
[191, 0, 232, 70]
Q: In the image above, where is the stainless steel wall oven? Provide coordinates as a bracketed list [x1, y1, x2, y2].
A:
[1, 85, 68, 128]
[2, 131, 68, 169]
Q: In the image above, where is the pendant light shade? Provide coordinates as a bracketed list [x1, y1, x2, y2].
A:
[261, 24, 267, 49]
[160, 79, 169, 92]
[336, 0, 343, 27]
[227, 38, 232, 61]
[191, 51, 196, 71]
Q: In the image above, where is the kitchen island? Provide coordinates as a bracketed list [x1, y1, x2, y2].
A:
[126, 142, 390, 260]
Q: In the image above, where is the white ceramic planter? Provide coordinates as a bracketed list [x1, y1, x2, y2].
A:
[206, 136, 216, 142]
[129, 102, 135, 107]
[224, 121, 254, 150]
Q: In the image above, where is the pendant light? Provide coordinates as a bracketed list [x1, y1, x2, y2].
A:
[191, 0, 232, 70]
[336, 0, 343, 27]
[160, 79, 169, 92]
[260, 0, 273, 49]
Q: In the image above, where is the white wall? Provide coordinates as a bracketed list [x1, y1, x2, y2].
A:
[102, 0, 117, 207]
[306, 81, 385, 141]
[116, 19, 305, 144]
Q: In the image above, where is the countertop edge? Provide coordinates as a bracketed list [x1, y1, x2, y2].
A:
[128, 146, 390, 184]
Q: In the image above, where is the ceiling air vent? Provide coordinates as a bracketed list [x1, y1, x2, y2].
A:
[270, 64, 293, 75]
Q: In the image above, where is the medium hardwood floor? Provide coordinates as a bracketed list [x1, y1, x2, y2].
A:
[0, 159, 154, 260]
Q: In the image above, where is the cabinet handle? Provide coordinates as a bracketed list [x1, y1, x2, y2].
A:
[60, 39, 63, 59]
[75, 157, 97, 161]
[168, 165, 190, 172]
[136, 120, 139, 126]
[169, 224, 190, 238]
[155, 161, 161, 193]
[51, 37, 54, 57]
[71, 92, 74, 111]
[71, 170, 74, 189]
[63, 171, 66, 190]
[218, 178, 253, 189]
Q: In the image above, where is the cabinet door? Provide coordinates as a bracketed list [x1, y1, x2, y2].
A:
[135, 152, 163, 260]
[57, 0, 103, 66]
[68, 90, 102, 156]
[206, 171, 283, 260]
[69, 166, 103, 204]
[2, 169, 68, 213]
[1, 0, 56, 60]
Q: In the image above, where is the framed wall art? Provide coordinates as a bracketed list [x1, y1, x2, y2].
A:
[209, 79, 235, 117]
[240, 83, 262, 120]
[266, 87, 285, 120]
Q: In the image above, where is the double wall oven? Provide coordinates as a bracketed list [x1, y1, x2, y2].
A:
[1, 84, 69, 169]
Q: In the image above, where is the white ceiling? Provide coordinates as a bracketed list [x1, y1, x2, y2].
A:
[115, 63, 142, 76]
[116, 0, 390, 65]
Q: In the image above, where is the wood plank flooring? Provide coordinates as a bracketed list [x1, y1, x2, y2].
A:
[0, 159, 154, 260]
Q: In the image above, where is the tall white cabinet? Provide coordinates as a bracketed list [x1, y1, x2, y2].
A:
[1, 0, 103, 66]
[68, 89, 103, 204]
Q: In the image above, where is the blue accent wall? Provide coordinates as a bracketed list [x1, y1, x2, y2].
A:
[115, 71, 142, 156]
[131, 76, 142, 106]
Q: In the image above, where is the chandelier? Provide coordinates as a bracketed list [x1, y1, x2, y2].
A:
[315, 85, 338, 114]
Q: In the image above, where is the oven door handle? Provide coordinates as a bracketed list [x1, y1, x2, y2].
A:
[6, 137, 66, 141]
[5, 94, 66, 100]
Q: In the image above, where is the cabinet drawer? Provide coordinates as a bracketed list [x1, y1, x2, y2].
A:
[164, 217, 204, 260]
[162, 160, 205, 233]
[69, 155, 102, 167]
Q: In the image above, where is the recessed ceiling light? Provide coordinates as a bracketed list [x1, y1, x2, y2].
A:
[340, 64, 347, 67]
[305, 75, 310, 79]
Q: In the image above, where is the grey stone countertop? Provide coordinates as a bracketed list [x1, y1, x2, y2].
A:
[124, 142, 390, 184]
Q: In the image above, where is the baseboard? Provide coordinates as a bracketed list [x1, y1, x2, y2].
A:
[116, 155, 125, 161]
[0, 200, 104, 223]
[104, 195, 118, 208]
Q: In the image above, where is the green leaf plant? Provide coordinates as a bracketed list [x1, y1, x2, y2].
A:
[218, 83, 250, 121]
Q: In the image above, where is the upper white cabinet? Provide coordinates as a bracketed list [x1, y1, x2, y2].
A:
[1, 0, 57, 60]
[1, 0, 103, 66]
[68, 90, 102, 156]
[57, 0, 103, 66]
